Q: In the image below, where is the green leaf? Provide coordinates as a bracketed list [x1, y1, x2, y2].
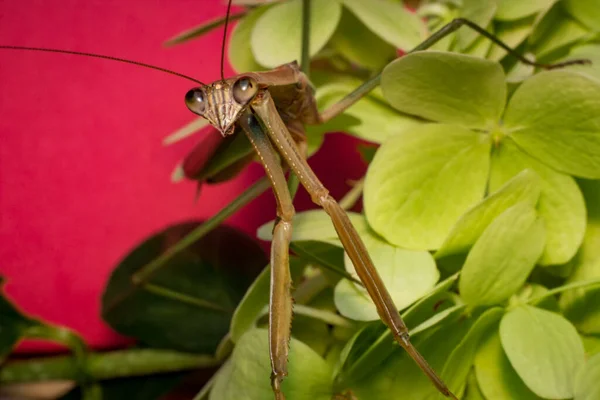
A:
[462, 27, 494, 59]
[341, 0, 427, 51]
[210, 329, 333, 400]
[489, 139, 586, 265]
[505, 70, 600, 179]
[440, 308, 504, 397]
[290, 241, 351, 282]
[192, 131, 254, 183]
[457, 0, 497, 49]
[564, 0, 600, 32]
[459, 203, 546, 306]
[582, 334, 600, 356]
[250, 0, 342, 68]
[329, 8, 396, 71]
[487, 17, 535, 61]
[311, 82, 422, 144]
[565, 44, 600, 82]
[530, 3, 590, 58]
[364, 124, 490, 249]
[575, 352, 600, 400]
[465, 371, 486, 400]
[560, 218, 600, 335]
[500, 305, 585, 398]
[230, 265, 271, 343]
[382, 51, 506, 129]
[0, 280, 39, 362]
[257, 210, 368, 246]
[437, 169, 542, 260]
[495, 0, 555, 21]
[336, 274, 460, 385]
[228, 6, 270, 73]
[334, 229, 439, 321]
[102, 222, 266, 354]
[475, 329, 542, 399]
[349, 312, 472, 399]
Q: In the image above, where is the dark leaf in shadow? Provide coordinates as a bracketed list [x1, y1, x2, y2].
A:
[101, 222, 267, 354]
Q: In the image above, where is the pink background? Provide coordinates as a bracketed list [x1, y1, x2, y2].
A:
[0, 0, 366, 352]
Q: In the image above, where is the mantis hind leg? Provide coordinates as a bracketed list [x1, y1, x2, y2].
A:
[251, 93, 459, 399]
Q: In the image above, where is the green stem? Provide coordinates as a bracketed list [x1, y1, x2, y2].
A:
[24, 324, 92, 387]
[143, 283, 233, 313]
[300, 0, 311, 76]
[0, 349, 218, 383]
[338, 177, 365, 210]
[526, 277, 600, 305]
[132, 177, 270, 285]
[293, 304, 352, 327]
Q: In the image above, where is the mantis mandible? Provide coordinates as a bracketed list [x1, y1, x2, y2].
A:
[1, 1, 589, 399]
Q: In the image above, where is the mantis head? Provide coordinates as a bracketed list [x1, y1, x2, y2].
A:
[185, 76, 259, 136]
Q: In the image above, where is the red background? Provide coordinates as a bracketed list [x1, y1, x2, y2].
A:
[0, 0, 366, 351]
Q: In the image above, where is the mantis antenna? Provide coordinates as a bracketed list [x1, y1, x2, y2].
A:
[221, 0, 234, 81]
[0, 45, 206, 85]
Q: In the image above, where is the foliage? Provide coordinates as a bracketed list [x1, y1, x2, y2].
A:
[2, 1, 600, 400]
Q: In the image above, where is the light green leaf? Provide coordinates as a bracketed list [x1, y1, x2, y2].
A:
[312, 82, 423, 144]
[257, 210, 368, 246]
[495, 0, 555, 21]
[342, 0, 427, 51]
[565, 44, 600, 82]
[462, 26, 494, 59]
[487, 17, 535, 61]
[560, 217, 600, 335]
[500, 305, 585, 398]
[440, 308, 504, 397]
[530, 4, 590, 58]
[210, 329, 333, 400]
[250, 0, 342, 68]
[457, 0, 497, 50]
[329, 8, 396, 71]
[489, 139, 586, 265]
[364, 124, 490, 249]
[230, 266, 271, 343]
[475, 329, 542, 400]
[336, 274, 460, 385]
[459, 203, 545, 306]
[437, 169, 542, 260]
[564, 0, 600, 32]
[381, 52, 506, 129]
[505, 70, 600, 179]
[575, 352, 600, 400]
[334, 230, 439, 321]
[228, 6, 269, 73]
[350, 315, 471, 400]
[465, 371, 486, 400]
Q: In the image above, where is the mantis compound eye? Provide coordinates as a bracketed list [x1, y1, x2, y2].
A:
[232, 77, 258, 104]
[185, 87, 206, 115]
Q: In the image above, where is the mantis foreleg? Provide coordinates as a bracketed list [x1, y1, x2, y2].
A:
[239, 111, 294, 400]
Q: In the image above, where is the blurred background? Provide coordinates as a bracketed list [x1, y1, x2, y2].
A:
[0, 0, 366, 353]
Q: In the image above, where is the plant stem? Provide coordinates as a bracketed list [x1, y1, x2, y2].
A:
[132, 177, 270, 285]
[339, 177, 365, 210]
[0, 349, 218, 383]
[526, 277, 600, 305]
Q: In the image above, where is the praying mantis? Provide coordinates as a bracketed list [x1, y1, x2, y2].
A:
[0, 1, 590, 399]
